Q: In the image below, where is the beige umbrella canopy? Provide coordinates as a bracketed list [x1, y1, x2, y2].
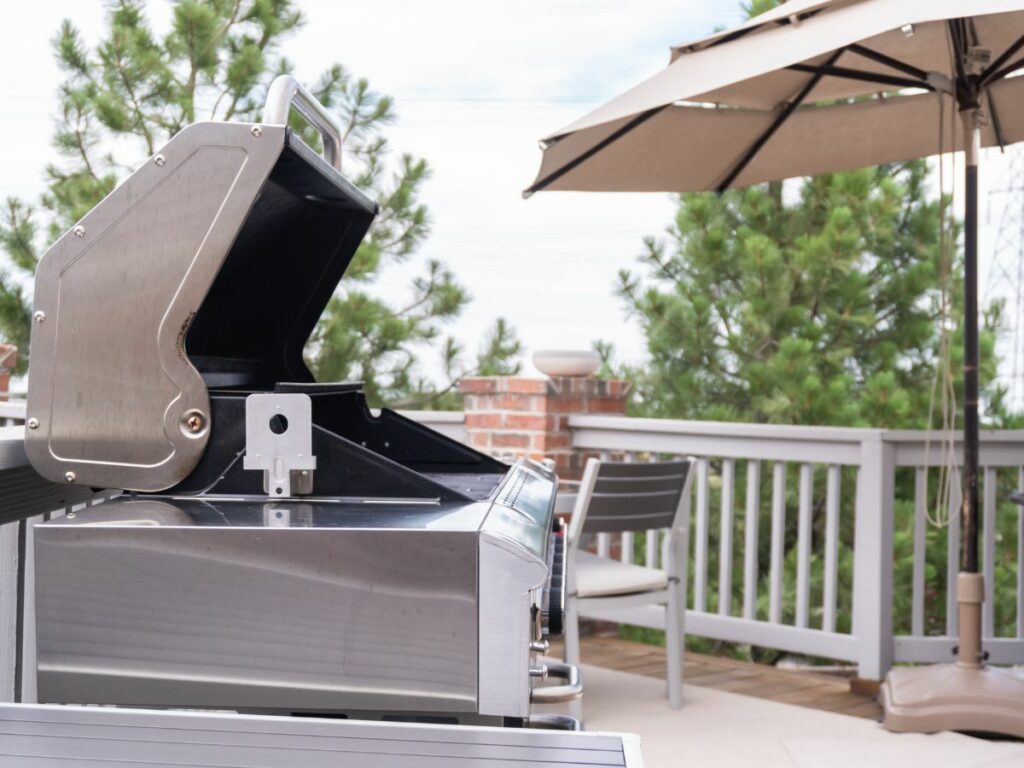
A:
[526, 0, 1024, 195]
[527, 0, 1024, 739]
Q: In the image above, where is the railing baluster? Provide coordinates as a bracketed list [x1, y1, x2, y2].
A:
[694, 458, 710, 613]
[620, 451, 637, 563]
[946, 470, 961, 636]
[823, 464, 841, 633]
[719, 458, 735, 616]
[743, 460, 761, 620]
[912, 466, 927, 637]
[983, 467, 996, 639]
[795, 464, 813, 628]
[769, 462, 787, 625]
[1018, 467, 1024, 639]
[646, 530, 658, 569]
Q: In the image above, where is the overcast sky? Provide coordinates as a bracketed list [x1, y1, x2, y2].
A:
[1, 1, 1022, 388]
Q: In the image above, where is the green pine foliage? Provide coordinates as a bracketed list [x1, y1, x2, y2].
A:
[0, 0, 521, 404]
[616, 166, 1008, 429]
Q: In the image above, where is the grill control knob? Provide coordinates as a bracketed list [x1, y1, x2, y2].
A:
[530, 640, 550, 654]
[529, 665, 549, 681]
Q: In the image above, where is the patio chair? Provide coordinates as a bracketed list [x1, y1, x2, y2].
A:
[563, 457, 693, 717]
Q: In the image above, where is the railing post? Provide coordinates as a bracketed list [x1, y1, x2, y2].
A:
[853, 432, 895, 680]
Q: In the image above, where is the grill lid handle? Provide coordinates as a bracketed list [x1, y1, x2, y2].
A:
[262, 75, 343, 171]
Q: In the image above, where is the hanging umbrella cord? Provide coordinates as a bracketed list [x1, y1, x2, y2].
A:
[924, 85, 958, 532]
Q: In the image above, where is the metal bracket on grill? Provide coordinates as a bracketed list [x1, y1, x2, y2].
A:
[243, 393, 317, 497]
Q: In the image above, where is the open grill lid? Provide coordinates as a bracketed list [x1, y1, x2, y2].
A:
[25, 78, 378, 491]
[186, 132, 377, 390]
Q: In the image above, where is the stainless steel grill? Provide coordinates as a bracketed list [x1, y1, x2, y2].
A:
[18, 76, 579, 728]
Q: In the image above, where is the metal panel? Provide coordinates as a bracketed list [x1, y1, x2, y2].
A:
[477, 532, 548, 718]
[243, 393, 316, 497]
[34, 508, 480, 715]
[25, 123, 286, 492]
[0, 704, 639, 767]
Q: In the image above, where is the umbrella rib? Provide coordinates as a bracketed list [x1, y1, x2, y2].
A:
[981, 33, 1024, 85]
[787, 63, 931, 91]
[948, 20, 969, 85]
[697, 8, 827, 53]
[847, 43, 928, 81]
[523, 106, 666, 196]
[984, 55, 1024, 84]
[987, 90, 1006, 150]
[715, 48, 845, 193]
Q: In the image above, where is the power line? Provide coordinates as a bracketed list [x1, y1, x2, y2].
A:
[320, 0, 734, 17]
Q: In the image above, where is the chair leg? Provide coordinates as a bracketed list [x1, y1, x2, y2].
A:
[564, 596, 583, 722]
[665, 584, 684, 709]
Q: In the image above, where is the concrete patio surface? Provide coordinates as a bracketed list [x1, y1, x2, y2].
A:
[539, 663, 1024, 768]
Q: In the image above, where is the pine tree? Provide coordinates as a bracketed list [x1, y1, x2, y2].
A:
[615, 163, 1011, 430]
[0, 0, 520, 405]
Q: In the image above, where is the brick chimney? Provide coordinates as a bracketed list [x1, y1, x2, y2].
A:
[0, 344, 15, 401]
[459, 376, 630, 479]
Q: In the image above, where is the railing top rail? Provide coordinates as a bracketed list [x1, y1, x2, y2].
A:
[0, 426, 28, 470]
[570, 415, 1024, 446]
[0, 401, 26, 420]
[397, 410, 465, 423]
[881, 429, 1024, 442]
[569, 415, 880, 444]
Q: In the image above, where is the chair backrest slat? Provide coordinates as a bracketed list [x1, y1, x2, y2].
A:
[580, 459, 691, 535]
[592, 474, 686, 495]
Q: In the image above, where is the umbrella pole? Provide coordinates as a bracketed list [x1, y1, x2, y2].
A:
[957, 108, 984, 669]
[880, 107, 1024, 742]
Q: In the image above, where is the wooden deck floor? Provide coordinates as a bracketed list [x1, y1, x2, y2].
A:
[555, 636, 883, 721]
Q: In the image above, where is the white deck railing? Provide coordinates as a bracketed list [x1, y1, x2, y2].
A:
[568, 416, 1024, 680]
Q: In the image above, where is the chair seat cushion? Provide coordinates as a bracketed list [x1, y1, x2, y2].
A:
[575, 550, 669, 598]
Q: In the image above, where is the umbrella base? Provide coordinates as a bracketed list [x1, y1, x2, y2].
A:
[881, 663, 1024, 738]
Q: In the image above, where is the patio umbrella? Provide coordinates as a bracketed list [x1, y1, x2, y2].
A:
[527, 0, 1024, 737]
